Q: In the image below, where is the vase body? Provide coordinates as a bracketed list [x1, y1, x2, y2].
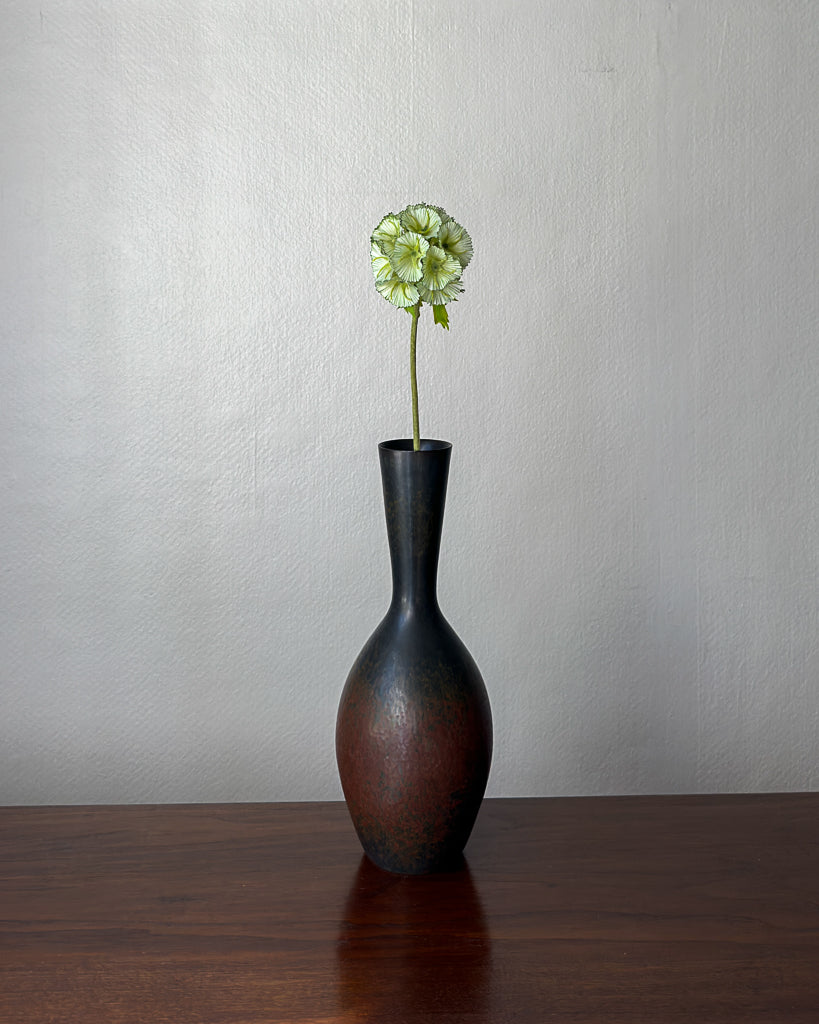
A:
[336, 439, 492, 874]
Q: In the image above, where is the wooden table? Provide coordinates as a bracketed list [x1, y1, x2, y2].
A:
[1, 795, 818, 1022]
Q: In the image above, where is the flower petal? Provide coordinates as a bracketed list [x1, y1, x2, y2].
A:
[375, 275, 420, 308]
[399, 204, 442, 240]
[421, 245, 462, 291]
[389, 231, 429, 282]
[417, 277, 463, 305]
[371, 242, 394, 283]
[372, 214, 402, 255]
[438, 218, 473, 268]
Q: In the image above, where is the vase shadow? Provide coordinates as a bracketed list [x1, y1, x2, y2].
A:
[336, 854, 492, 1021]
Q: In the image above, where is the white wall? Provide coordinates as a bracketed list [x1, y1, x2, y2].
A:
[1, 1, 817, 804]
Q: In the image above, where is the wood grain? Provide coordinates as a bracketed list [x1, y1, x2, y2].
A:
[1, 795, 818, 1022]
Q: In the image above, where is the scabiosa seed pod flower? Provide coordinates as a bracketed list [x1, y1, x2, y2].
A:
[369, 203, 474, 450]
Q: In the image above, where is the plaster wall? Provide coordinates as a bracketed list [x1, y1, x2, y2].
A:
[1, 1, 817, 803]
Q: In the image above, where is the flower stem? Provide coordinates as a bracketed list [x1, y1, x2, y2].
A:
[410, 302, 420, 451]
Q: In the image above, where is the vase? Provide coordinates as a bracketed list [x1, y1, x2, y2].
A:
[336, 439, 493, 874]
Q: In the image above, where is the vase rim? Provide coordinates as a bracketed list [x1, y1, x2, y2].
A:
[379, 439, 452, 453]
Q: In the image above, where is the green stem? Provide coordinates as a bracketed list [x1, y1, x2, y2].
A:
[410, 302, 421, 451]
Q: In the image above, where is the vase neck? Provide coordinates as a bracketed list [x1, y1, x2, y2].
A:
[379, 441, 451, 614]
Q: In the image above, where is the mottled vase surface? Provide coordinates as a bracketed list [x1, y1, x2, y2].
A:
[336, 440, 493, 874]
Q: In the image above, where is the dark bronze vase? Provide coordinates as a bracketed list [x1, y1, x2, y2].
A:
[336, 439, 493, 874]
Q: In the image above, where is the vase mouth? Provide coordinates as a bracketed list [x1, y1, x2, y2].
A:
[380, 439, 452, 453]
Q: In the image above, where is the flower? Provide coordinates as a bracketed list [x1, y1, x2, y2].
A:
[421, 245, 461, 292]
[372, 214, 402, 255]
[438, 218, 473, 269]
[369, 202, 474, 450]
[390, 231, 429, 283]
[418, 278, 463, 306]
[400, 204, 442, 239]
[375, 276, 420, 307]
[370, 202, 471, 314]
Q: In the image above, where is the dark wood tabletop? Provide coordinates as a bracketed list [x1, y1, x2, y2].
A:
[1, 794, 818, 1023]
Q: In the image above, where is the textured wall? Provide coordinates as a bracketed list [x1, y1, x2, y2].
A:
[1, 1, 817, 804]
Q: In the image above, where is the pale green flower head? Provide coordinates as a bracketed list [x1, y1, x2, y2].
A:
[369, 203, 475, 450]
[370, 202, 472, 329]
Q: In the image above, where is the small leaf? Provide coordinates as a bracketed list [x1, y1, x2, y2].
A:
[433, 304, 449, 330]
